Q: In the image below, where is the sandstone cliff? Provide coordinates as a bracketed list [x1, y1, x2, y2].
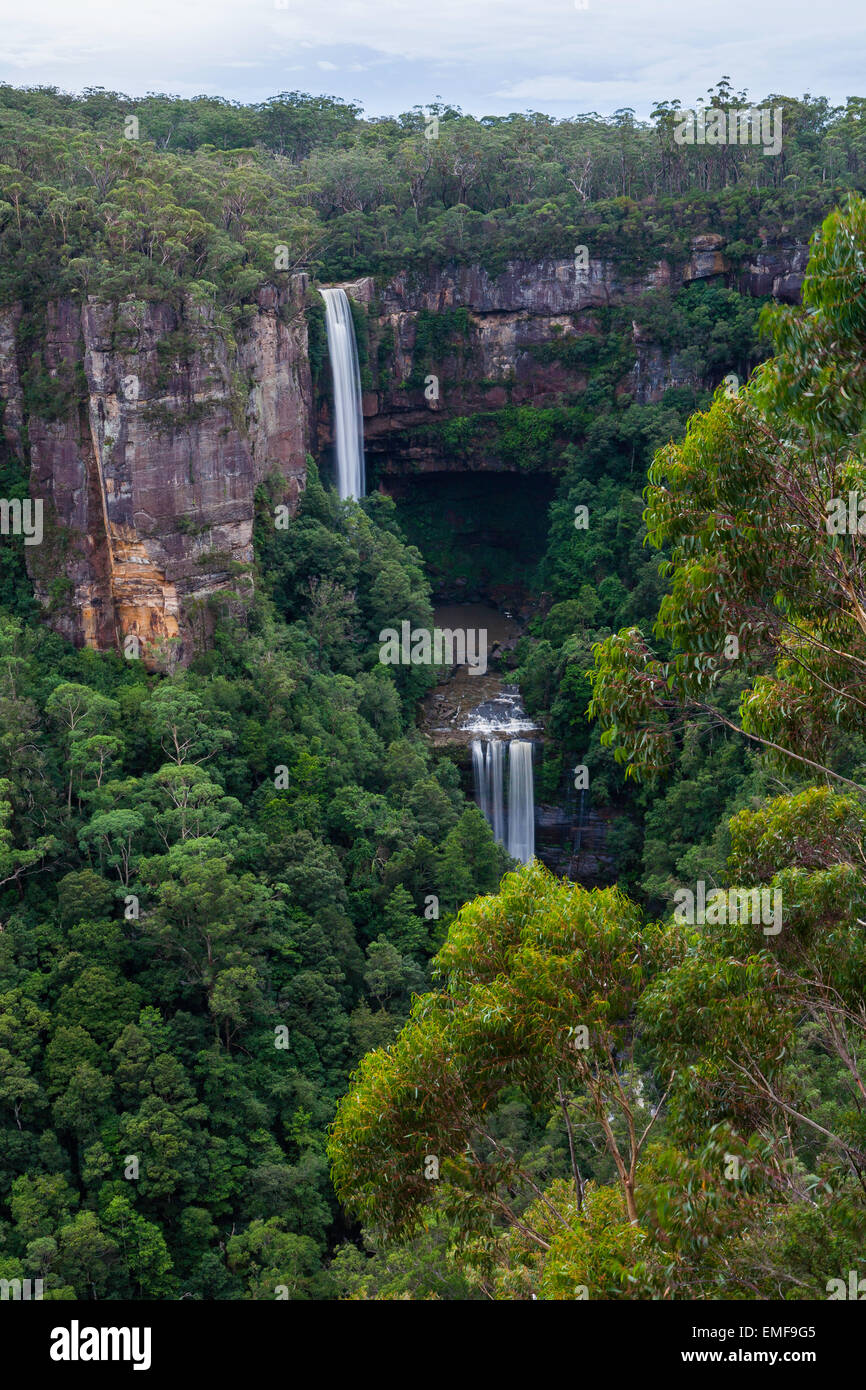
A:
[0, 231, 807, 665]
[345, 230, 808, 473]
[0, 278, 311, 667]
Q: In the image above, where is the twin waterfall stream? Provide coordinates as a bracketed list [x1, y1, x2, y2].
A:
[322, 289, 536, 864]
[471, 738, 535, 865]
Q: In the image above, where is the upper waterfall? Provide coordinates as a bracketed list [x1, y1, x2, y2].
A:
[320, 287, 366, 501]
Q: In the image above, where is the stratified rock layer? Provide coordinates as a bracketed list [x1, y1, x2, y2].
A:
[0, 231, 807, 663]
[346, 231, 809, 474]
[1, 279, 311, 666]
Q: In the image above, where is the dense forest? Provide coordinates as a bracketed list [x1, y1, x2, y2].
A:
[1, 80, 866, 1301]
[2, 77, 866, 303]
[331, 195, 866, 1298]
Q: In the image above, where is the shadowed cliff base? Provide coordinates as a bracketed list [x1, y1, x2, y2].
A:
[384, 472, 555, 606]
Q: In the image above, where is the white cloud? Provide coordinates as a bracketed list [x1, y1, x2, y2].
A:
[495, 77, 609, 104]
[0, 0, 863, 115]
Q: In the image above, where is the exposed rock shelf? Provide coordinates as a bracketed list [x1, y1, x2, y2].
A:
[0, 232, 808, 665]
[0, 279, 311, 667]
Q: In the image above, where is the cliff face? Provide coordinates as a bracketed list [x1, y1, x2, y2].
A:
[1, 232, 807, 664]
[347, 231, 808, 472]
[339, 260, 675, 473]
[0, 278, 311, 667]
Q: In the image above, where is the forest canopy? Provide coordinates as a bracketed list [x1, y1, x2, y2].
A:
[328, 195, 866, 1300]
[1, 77, 866, 1301]
[1, 79, 865, 306]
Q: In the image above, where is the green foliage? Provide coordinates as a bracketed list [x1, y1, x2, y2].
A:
[3, 81, 866, 1301]
[327, 189, 866, 1300]
[0, 461, 509, 1298]
[405, 308, 471, 388]
[329, 863, 659, 1241]
[590, 193, 866, 789]
[1, 83, 862, 310]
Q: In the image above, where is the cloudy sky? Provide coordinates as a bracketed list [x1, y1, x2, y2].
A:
[1, 0, 863, 118]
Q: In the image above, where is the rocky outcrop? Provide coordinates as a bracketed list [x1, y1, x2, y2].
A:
[0, 302, 24, 459]
[348, 231, 808, 471]
[743, 232, 809, 301]
[628, 344, 702, 406]
[379, 258, 671, 315]
[1, 279, 311, 667]
[1, 230, 808, 663]
[683, 233, 728, 283]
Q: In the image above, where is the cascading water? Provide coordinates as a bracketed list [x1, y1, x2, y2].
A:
[320, 287, 366, 501]
[472, 736, 534, 865]
[472, 739, 506, 845]
[471, 740, 489, 823]
[471, 740, 490, 824]
[490, 740, 505, 845]
[506, 740, 535, 865]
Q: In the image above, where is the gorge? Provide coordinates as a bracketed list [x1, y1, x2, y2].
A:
[0, 234, 813, 878]
[0, 232, 809, 666]
[2, 78, 865, 1309]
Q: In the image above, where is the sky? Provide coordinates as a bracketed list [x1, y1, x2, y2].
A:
[0, 0, 864, 119]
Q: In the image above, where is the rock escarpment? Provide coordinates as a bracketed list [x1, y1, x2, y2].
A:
[0, 278, 311, 667]
[348, 231, 808, 472]
[0, 232, 807, 664]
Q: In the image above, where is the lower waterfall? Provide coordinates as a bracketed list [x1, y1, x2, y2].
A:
[507, 740, 535, 865]
[471, 739, 490, 823]
[472, 738, 505, 845]
[472, 737, 534, 865]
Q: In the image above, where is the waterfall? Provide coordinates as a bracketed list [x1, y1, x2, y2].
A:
[490, 740, 505, 845]
[507, 740, 535, 865]
[472, 737, 533, 865]
[472, 738, 504, 841]
[472, 740, 490, 824]
[320, 287, 366, 501]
